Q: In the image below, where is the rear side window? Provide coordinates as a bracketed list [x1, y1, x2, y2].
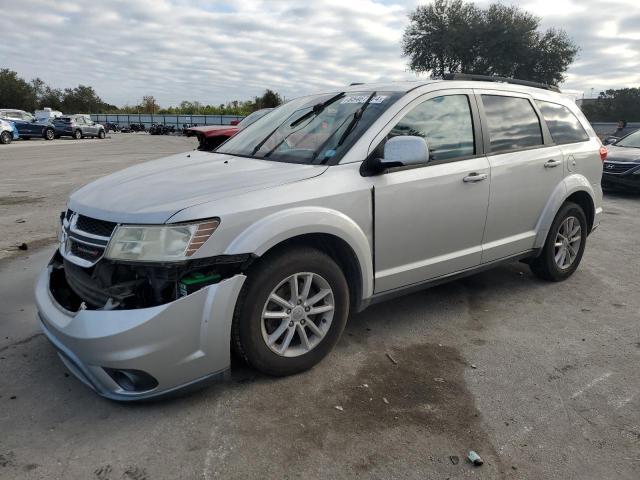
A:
[389, 94, 475, 161]
[481, 95, 543, 153]
[536, 101, 589, 144]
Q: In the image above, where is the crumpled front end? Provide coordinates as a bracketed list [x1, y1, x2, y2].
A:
[36, 251, 245, 401]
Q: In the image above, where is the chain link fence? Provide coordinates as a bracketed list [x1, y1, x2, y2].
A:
[89, 113, 245, 129]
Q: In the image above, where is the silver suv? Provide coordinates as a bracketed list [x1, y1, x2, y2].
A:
[36, 78, 604, 400]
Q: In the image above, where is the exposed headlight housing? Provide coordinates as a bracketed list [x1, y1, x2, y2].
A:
[105, 219, 220, 262]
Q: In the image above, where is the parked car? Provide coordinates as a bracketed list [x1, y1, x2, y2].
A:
[0, 119, 19, 144]
[601, 129, 640, 192]
[53, 115, 106, 139]
[0, 109, 55, 140]
[36, 77, 603, 400]
[35, 108, 64, 122]
[103, 122, 120, 133]
[186, 108, 273, 151]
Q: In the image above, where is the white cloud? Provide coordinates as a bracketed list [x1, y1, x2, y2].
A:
[0, 0, 638, 107]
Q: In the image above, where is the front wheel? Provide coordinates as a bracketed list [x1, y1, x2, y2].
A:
[98, 129, 105, 139]
[0, 131, 12, 144]
[530, 202, 587, 281]
[232, 247, 349, 376]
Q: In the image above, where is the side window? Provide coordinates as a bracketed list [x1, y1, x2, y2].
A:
[481, 95, 543, 153]
[76, 117, 85, 125]
[388, 95, 475, 162]
[536, 100, 589, 144]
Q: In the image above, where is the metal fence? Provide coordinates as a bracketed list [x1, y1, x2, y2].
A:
[89, 113, 245, 129]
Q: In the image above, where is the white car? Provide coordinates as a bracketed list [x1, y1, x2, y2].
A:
[36, 76, 604, 400]
[0, 118, 19, 144]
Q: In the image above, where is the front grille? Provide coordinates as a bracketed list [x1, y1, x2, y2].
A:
[76, 215, 117, 237]
[603, 162, 635, 174]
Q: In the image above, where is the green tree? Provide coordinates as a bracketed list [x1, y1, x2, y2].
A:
[402, 0, 579, 85]
[581, 88, 640, 122]
[0, 69, 36, 110]
[254, 89, 283, 110]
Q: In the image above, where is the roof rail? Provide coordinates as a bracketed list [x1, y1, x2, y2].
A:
[442, 73, 561, 93]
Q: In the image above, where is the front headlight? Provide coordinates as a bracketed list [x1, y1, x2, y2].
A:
[105, 219, 220, 262]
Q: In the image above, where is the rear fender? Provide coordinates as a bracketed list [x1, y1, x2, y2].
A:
[533, 174, 596, 248]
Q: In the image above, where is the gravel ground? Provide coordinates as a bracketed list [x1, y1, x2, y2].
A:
[0, 135, 638, 479]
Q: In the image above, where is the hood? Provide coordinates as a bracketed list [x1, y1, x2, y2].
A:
[68, 151, 327, 224]
[187, 125, 240, 138]
[606, 145, 640, 163]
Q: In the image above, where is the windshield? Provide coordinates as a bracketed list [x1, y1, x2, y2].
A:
[616, 129, 640, 148]
[217, 91, 402, 164]
[238, 109, 273, 129]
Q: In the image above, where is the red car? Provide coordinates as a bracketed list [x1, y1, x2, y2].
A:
[186, 108, 273, 151]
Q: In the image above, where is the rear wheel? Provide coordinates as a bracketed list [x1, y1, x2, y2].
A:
[44, 128, 55, 140]
[530, 202, 587, 281]
[74, 129, 82, 140]
[0, 131, 12, 144]
[232, 247, 349, 376]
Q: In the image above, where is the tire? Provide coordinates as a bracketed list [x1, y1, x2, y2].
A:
[530, 201, 587, 281]
[232, 247, 350, 376]
[74, 129, 82, 140]
[0, 131, 12, 144]
[44, 128, 55, 140]
[98, 129, 105, 139]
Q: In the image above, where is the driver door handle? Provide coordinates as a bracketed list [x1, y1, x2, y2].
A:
[544, 159, 562, 168]
[463, 172, 488, 183]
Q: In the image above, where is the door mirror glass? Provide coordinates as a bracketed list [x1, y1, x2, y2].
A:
[382, 136, 429, 167]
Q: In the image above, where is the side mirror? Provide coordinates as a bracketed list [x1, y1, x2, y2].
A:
[382, 136, 430, 167]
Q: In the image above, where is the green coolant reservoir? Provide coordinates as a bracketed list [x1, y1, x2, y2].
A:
[179, 272, 221, 297]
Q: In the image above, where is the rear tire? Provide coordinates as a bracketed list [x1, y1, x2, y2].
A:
[530, 202, 587, 281]
[74, 129, 82, 140]
[232, 247, 349, 376]
[44, 128, 55, 140]
[0, 131, 12, 144]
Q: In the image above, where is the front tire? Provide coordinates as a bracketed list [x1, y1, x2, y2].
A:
[98, 129, 105, 139]
[232, 247, 349, 376]
[0, 131, 12, 144]
[530, 202, 587, 281]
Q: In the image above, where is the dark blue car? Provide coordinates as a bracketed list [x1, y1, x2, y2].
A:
[0, 109, 56, 140]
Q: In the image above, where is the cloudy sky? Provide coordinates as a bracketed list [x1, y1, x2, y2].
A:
[1, 0, 638, 107]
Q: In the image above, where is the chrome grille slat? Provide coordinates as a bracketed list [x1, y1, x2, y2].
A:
[60, 210, 117, 267]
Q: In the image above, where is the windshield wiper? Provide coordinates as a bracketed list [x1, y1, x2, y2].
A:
[335, 91, 376, 148]
[251, 92, 345, 156]
[289, 92, 345, 128]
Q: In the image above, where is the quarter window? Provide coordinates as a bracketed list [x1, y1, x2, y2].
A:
[389, 95, 475, 162]
[481, 95, 543, 153]
[536, 100, 589, 144]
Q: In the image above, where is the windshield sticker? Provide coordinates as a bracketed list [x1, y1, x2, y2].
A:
[340, 95, 388, 104]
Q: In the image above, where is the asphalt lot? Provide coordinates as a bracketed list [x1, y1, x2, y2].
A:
[1, 135, 639, 479]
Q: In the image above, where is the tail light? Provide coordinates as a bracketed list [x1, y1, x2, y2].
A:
[599, 146, 607, 162]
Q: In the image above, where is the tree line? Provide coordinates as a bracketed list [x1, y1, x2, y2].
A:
[580, 89, 640, 123]
[0, 68, 282, 115]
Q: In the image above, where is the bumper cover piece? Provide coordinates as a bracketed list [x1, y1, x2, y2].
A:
[36, 264, 245, 401]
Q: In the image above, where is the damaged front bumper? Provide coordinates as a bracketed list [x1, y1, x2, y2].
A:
[35, 255, 245, 401]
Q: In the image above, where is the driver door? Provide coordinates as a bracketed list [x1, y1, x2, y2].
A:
[370, 91, 491, 293]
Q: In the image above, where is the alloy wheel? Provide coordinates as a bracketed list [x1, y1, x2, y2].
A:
[261, 272, 335, 357]
[554, 216, 582, 269]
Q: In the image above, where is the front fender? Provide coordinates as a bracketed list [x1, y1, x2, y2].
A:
[224, 207, 374, 299]
[533, 174, 597, 249]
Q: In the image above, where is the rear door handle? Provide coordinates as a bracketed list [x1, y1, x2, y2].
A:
[463, 173, 488, 183]
[544, 159, 562, 168]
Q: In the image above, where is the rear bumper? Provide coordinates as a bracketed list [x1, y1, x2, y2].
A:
[35, 262, 245, 401]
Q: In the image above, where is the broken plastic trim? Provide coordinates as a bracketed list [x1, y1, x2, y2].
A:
[48, 251, 252, 312]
